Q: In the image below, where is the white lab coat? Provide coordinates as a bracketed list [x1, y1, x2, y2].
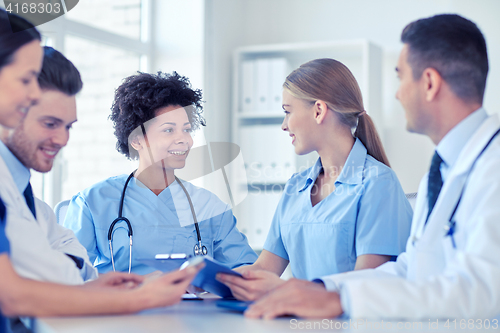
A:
[321, 114, 500, 319]
[0, 155, 97, 284]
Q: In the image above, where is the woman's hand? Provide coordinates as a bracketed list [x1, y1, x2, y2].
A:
[216, 269, 285, 301]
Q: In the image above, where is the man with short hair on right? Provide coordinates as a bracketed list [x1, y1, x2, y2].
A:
[245, 13, 500, 320]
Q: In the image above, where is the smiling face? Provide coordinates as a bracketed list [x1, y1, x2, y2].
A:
[0, 40, 43, 129]
[281, 89, 318, 155]
[3, 89, 77, 172]
[135, 105, 193, 172]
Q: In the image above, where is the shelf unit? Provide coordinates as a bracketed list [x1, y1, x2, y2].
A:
[231, 40, 382, 250]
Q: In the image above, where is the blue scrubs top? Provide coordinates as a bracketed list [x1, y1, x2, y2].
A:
[64, 175, 258, 274]
[264, 139, 412, 280]
[1, 197, 11, 333]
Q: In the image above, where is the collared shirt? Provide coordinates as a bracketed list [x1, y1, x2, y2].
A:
[437, 107, 487, 183]
[0, 196, 11, 333]
[0, 197, 9, 253]
[0, 142, 96, 284]
[64, 175, 258, 274]
[264, 139, 413, 280]
[0, 141, 30, 193]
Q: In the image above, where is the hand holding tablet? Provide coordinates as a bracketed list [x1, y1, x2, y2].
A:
[216, 269, 285, 301]
[181, 256, 243, 298]
[140, 255, 243, 298]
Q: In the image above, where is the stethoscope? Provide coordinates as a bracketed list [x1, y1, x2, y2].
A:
[444, 128, 500, 249]
[108, 171, 208, 273]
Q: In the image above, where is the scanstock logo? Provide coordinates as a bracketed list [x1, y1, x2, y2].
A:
[4, 0, 79, 29]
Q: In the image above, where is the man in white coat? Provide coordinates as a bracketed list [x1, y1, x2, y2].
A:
[245, 14, 500, 320]
[0, 46, 97, 285]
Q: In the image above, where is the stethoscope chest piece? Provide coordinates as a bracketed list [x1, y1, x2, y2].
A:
[194, 241, 208, 256]
[444, 220, 457, 248]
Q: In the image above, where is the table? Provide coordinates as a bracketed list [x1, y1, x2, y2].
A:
[35, 297, 298, 333]
[35, 297, 499, 333]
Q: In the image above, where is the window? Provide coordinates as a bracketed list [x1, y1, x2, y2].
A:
[65, 0, 142, 39]
[33, 0, 152, 207]
[61, 36, 141, 199]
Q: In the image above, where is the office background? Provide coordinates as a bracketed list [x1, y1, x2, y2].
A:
[2, 0, 499, 249]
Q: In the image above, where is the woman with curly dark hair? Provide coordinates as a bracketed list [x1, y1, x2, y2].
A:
[64, 71, 257, 274]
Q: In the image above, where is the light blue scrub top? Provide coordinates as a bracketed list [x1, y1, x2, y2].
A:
[264, 139, 412, 280]
[64, 175, 258, 274]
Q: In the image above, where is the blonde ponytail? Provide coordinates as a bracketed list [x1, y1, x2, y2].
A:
[355, 113, 390, 167]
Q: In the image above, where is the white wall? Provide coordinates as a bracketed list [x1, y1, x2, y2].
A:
[153, 0, 205, 91]
[153, 0, 209, 160]
[203, 0, 500, 193]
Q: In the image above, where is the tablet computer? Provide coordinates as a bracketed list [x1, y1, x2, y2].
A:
[137, 254, 190, 272]
[182, 256, 243, 298]
[216, 300, 253, 313]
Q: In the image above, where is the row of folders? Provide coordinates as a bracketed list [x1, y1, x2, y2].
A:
[237, 190, 282, 249]
[240, 124, 296, 183]
[240, 57, 289, 113]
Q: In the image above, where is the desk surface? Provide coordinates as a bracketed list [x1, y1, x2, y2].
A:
[35, 298, 297, 333]
[35, 297, 497, 333]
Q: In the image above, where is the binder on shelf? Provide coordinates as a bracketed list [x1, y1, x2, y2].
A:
[269, 58, 289, 113]
[240, 60, 255, 113]
[240, 57, 289, 114]
[236, 196, 250, 236]
[246, 189, 281, 249]
[255, 58, 271, 112]
[240, 125, 295, 184]
[260, 125, 295, 183]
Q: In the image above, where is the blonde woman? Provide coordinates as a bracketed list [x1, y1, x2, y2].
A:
[218, 58, 412, 300]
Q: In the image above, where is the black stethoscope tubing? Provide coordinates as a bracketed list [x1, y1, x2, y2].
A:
[446, 128, 500, 248]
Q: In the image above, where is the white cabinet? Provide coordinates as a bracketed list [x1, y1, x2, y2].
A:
[231, 40, 382, 250]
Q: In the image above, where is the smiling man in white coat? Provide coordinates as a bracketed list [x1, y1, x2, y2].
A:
[0, 46, 97, 285]
[245, 14, 500, 320]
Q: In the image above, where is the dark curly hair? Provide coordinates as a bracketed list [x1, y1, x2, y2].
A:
[110, 71, 205, 159]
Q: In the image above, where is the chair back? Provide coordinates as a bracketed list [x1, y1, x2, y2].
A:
[54, 199, 70, 225]
[405, 192, 417, 210]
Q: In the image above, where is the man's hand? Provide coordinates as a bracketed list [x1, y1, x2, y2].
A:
[244, 278, 343, 319]
[216, 269, 284, 301]
[84, 272, 145, 290]
[144, 270, 163, 281]
[135, 263, 204, 308]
